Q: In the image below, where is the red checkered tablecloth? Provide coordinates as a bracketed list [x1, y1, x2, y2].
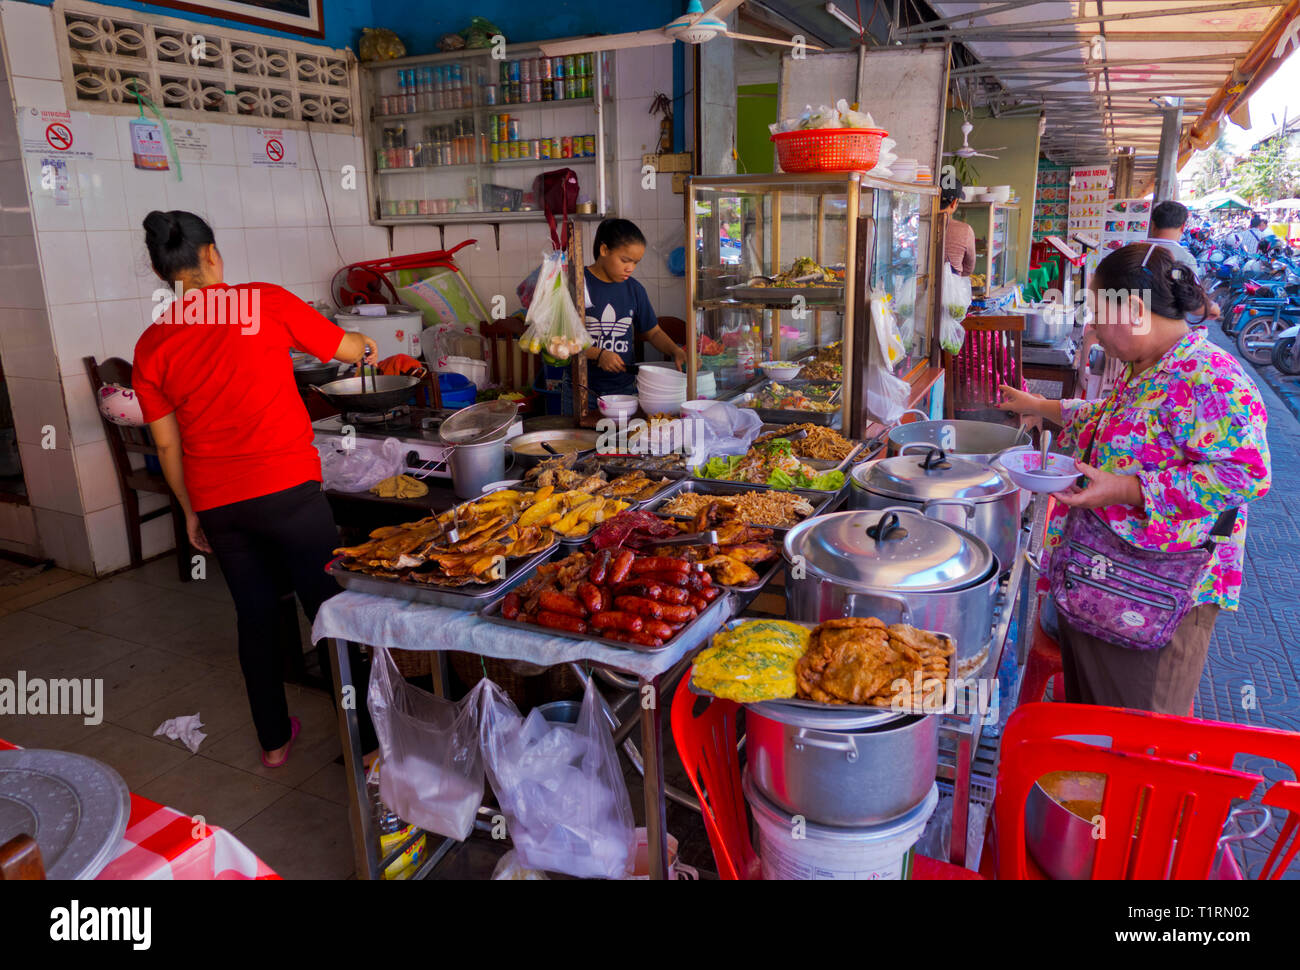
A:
[1, 740, 279, 880]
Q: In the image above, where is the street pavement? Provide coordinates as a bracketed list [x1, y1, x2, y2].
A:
[1202, 325, 1300, 878]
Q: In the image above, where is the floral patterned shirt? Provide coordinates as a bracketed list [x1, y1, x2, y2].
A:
[1047, 329, 1271, 611]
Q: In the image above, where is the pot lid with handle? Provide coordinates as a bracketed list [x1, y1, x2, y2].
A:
[853, 446, 1014, 503]
[437, 399, 519, 445]
[783, 507, 993, 591]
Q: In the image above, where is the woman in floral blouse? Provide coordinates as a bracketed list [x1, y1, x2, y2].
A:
[1001, 243, 1271, 714]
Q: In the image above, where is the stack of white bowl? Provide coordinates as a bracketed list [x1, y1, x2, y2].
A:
[637, 362, 687, 415]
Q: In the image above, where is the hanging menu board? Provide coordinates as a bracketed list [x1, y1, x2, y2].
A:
[1033, 160, 1069, 240]
[1068, 165, 1109, 237]
[1100, 198, 1152, 254]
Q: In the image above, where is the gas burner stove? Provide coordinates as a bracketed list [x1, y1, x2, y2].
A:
[312, 407, 524, 486]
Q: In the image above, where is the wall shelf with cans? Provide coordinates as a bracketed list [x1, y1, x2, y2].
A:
[359, 42, 618, 226]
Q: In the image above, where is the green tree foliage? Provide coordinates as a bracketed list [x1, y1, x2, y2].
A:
[1228, 133, 1300, 203]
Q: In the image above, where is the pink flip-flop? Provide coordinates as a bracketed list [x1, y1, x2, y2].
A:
[261, 716, 301, 768]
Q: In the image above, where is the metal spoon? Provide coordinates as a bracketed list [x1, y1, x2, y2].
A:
[1021, 429, 1058, 479]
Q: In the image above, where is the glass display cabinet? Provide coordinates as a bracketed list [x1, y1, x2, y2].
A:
[359, 45, 617, 225]
[686, 172, 938, 437]
[957, 201, 1019, 296]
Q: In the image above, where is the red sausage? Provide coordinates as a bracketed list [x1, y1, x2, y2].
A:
[589, 549, 612, 585]
[687, 594, 709, 612]
[609, 549, 636, 585]
[642, 619, 675, 640]
[605, 630, 665, 648]
[613, 595, 664, 620]
[698, 585, 721, 601]
[657, 603, 697, 623]
[654, 585, 689, 605]
[613, 582, 664, 600]
[501, 592, 522, 620]
[638, 571, 690, 588]
[539, 590, 587, 618]
[577, 582, 604, 614]
[536, 610, 588, 633]
[590, 611, 645, 634]
[629, 556, 690, 576]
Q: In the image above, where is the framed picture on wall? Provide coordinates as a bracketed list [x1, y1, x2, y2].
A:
[148, 0, 325, 39]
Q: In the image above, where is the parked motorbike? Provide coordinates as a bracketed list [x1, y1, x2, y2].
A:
[1272, 321, 1300, 376]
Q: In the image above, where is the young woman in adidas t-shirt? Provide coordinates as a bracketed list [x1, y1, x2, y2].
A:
[582, 219, 685, 402]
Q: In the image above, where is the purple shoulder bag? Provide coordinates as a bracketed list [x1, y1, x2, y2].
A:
[1047, 386, 1237, 651]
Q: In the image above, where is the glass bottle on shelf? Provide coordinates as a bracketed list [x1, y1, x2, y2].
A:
[737, 325, 759, 381]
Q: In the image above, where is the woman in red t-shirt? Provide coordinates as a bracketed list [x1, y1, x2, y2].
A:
[133, 210, 377, 768]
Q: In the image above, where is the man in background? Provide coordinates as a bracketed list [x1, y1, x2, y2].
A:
[1232, 214, 1270, 253]
[1145, 200, 1218, 324]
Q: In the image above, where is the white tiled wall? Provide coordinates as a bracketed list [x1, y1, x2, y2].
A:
[0, 0, 385, 574]
[0, 2, 687, 575]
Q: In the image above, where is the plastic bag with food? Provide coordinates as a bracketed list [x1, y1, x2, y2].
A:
[518, 250, 592, 362]
[358, 27, 406, 62]
[801, 104, 842, 129]
[462, 16, 504, 48]
[835, 98, 877, 129]
[317, 435, 406, 492]
[684, 401, 763, 467]
[865, 289, 911, 424]
[367, 649, 488, 841]
[940, 262, 971, 354]
[479, 677, 635, 879]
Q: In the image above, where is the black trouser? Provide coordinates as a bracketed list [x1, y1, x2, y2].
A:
[198, 480, 370, 752]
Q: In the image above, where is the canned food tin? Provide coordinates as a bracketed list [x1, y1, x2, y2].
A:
[580, 75, 592, 99]
[532, 81, 543, 102]
[540, 57, 553, 80]
[565, 77, 577, 100]
[583, 134, 595, 157]
[561, 136, 572, 158]
[540, 138, 552, 160]
[405, 147, 416, 168]
[418, 199, 430, 215]
[521, 58, 532, 82]
[383, 200, 397, 216]
[484, 83, 497, 105]
[542, 81, 553, 102]
[553, 79, 565, 101]
[490, 142, 500, 163]
[508, 119, 520, 141]
[564, 55, 575, 78]
[508, 59, 520, 82]
[498, 115, 509, 142]
[509, 81, 520, 103]
[551, 136, 562, 158]
[375, 148, 386, 170]
[553, 57, 565, 79]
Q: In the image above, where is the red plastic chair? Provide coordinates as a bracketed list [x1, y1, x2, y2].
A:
[1260, 781, 1300, 880]
[669, 677, 759, 881]
[670, 674, 982, 879]
[996, 736, 1261, 879]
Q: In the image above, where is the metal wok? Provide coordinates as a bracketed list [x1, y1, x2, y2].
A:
[311, 374, 422, 413]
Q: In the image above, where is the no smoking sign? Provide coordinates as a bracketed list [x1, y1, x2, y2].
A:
[19, 108, 93, 159]
[250, 128, 297, 168]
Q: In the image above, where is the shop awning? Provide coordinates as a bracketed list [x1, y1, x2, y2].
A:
[1188, 191, 1253, 209]
[1267, 197, 1300, 209]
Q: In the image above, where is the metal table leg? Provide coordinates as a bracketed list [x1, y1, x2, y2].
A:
[331, 637, 383, 881]
[640, 673, 670, 880]
[949, 731, 972, 868]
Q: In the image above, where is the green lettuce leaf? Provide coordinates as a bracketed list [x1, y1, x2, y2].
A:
[767, 468, 797, 490]
[697, 455, 743, 480]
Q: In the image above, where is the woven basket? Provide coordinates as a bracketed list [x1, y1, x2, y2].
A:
[449, 652, 585, 708]
[388, 647, 432, 678]
[771, 127, 888, 174]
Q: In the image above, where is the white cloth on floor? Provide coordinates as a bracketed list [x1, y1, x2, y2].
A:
[154, 713, 207, 753]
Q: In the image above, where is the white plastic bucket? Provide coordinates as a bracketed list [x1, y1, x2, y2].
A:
[744, 773, 938, 880]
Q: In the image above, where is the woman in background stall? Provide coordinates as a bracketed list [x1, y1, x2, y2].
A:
[133, 210, 378, 768]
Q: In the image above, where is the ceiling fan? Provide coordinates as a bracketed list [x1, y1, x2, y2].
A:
[944, 121, 1006, 160]
[537, 0, 823, 57]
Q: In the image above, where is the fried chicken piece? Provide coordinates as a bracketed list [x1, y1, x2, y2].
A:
[700, 554, 759, 586]
[718, 541, 776, 565]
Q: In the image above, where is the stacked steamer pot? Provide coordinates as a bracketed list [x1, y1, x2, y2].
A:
[781, 507, 1000, 678]
[849, 444, 1020, 572]
[885, 410, 1030, 463]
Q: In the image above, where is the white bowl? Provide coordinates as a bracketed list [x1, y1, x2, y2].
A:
[597, 394, 639, 420]
[989, 185, 1012, 203]
[761, 361, 802, 381]
[998, 449, 1079, 493]
[680, 399, 723, 419]
[639, 399, 683, 417]
[637, 361, 687, 382]
[962, 185, 987, 201]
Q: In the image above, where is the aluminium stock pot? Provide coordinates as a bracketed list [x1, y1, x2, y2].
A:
[781, 507, 1000, 677]
[849, 444, 1021, 571]
[885, 410, 1030, 464]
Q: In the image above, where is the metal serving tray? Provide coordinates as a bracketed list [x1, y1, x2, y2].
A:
[327, 542, 559, 609]
[479, 585, 735, 653]
[724, 283, 845, 304]
[643, 478, 833, 534]
[753, 423, 865, 472]
[725, 379, 843, 428]
[688, 617, 955, 718]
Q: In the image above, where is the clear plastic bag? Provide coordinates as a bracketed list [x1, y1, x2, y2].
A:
[518, 251, 591, 362]
[940, 263, 972, 355]
[684, 402, 763, 467]
[367, 648, 487, 842]
[479, 677, 635, 879]
[865, 290, 911, 425]
[317, 436, 406, 492]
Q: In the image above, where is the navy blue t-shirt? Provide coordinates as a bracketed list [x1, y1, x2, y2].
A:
[584, 268, 657, 396]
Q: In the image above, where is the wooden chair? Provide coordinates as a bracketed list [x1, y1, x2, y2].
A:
[635, 315, 688, 357]
[481, 317, 540, 393]
[943, 313, 1024, 426]
[0, 834, 44, 880]
[83, 356, 192, 582]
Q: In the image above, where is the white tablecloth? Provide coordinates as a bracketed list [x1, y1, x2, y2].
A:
[312, 590, 733, 679]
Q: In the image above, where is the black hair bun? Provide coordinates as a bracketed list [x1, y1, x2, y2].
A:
[143, 210, 180, 247]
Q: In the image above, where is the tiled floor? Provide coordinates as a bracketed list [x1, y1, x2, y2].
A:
[0, 557, 355, 880]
